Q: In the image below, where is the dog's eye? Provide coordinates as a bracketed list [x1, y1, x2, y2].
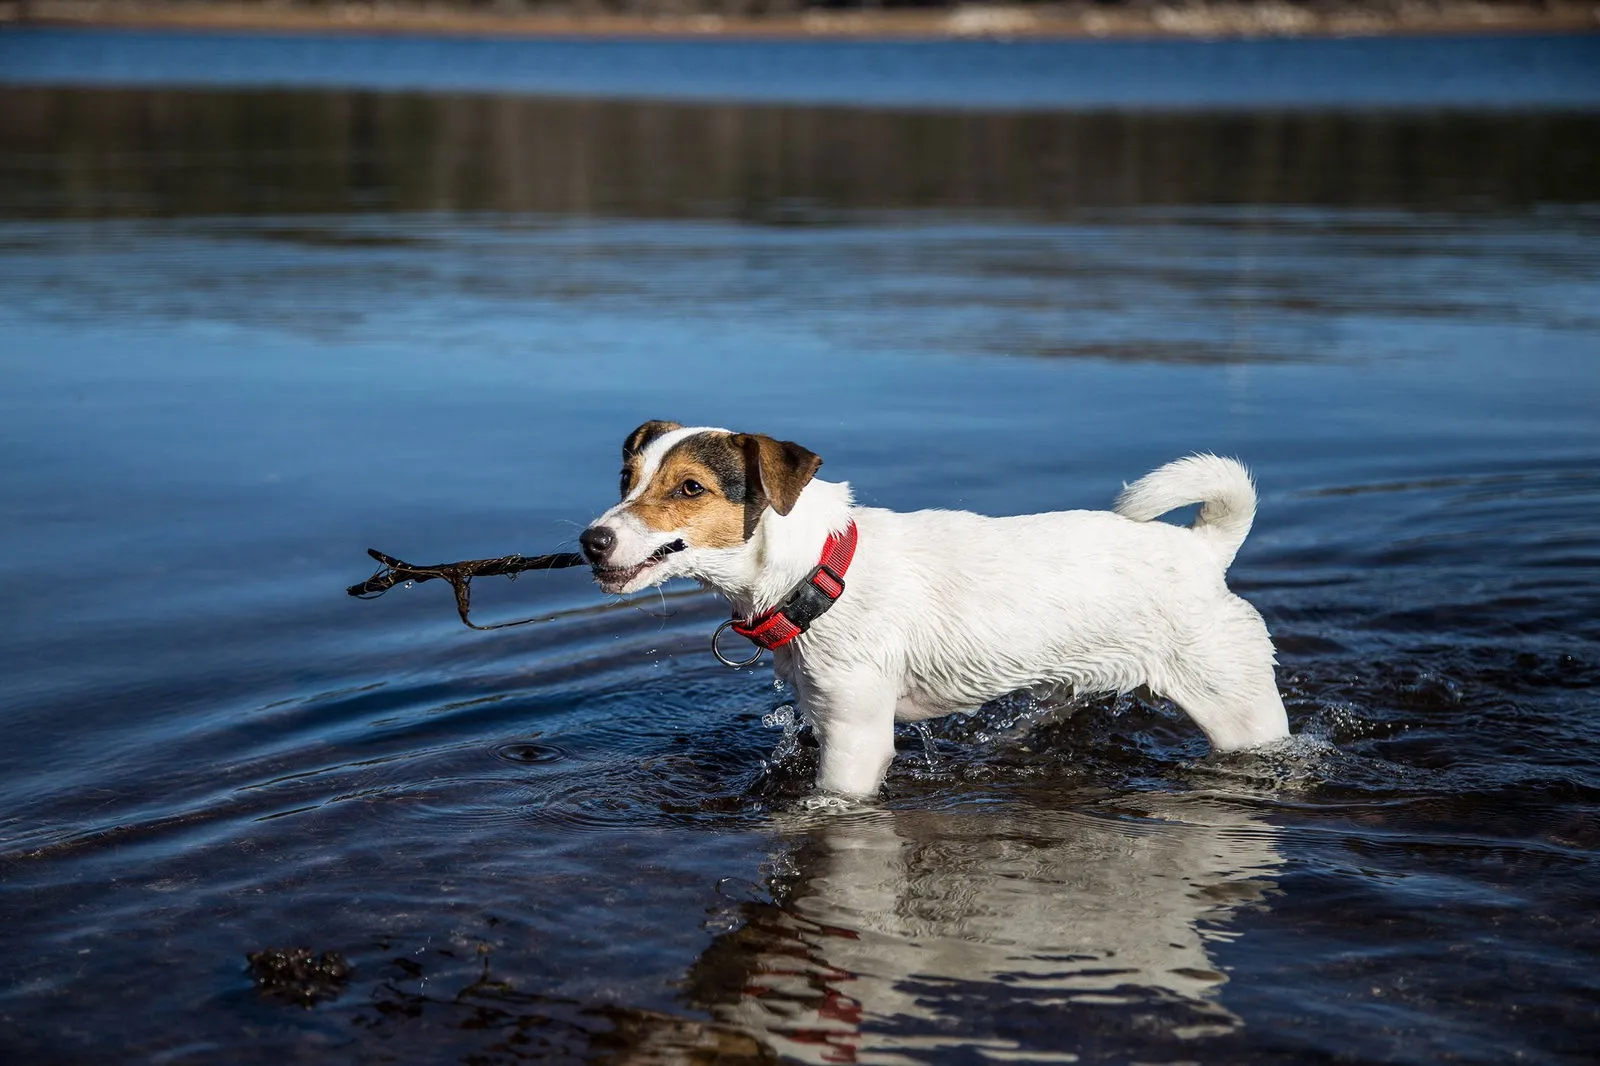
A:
[680, 479, 706, 498]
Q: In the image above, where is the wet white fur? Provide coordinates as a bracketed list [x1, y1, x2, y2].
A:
[592, 435, 1290, 796]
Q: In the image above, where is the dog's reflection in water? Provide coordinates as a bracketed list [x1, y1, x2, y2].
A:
[685, 799, 1281, 1064]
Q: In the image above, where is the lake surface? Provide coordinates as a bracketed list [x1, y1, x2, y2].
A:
[1, 28, 1599, 1066]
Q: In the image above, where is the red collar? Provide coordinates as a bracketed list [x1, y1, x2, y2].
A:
[729, 521, 858, 651]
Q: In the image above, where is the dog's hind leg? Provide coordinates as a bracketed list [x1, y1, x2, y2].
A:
[1160, 599, 1290, 753]
[803, 669, 900, 797]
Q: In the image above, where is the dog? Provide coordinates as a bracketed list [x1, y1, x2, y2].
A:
[580, 421, 1290, 796]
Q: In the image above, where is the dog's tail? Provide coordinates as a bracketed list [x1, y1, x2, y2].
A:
[1114, 454, 1257, 571]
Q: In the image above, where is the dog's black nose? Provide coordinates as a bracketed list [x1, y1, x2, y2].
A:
[579, 526, 616, 563]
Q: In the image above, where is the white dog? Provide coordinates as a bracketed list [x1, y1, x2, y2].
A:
[580, 422, 1290, 796]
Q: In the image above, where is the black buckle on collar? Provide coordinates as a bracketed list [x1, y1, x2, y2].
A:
[778, 564, 846, 630]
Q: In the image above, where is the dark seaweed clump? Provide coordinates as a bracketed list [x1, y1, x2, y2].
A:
[246, 947, 353, 1007]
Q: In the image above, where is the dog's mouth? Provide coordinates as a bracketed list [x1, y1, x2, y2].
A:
[593, 539, 686, 593]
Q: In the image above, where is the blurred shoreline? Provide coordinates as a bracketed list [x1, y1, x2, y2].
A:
[4, 0, 1598, 41]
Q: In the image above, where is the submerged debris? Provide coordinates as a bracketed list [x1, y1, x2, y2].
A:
[246, 947, 352, 1007]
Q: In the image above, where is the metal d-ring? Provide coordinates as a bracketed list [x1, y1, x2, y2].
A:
[711, 620, 763, 669]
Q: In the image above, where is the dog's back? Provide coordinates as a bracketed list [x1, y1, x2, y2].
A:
[800, 454, 1287, 757]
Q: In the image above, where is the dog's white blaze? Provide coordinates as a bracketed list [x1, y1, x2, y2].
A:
[591, 426, 734, 581]
[621, 425, 728, 505]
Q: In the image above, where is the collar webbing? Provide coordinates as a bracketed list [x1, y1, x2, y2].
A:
[729, 521, 858, 650]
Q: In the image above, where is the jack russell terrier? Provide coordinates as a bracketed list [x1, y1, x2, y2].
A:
[580, 422, 1290, 797]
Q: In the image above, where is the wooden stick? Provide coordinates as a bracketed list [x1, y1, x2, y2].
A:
[347, 548, 586, 630]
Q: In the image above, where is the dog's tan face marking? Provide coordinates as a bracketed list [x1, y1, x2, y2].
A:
[624, 432, 752, 550]
[610, 427, 824, 551]
[619, 419, 682, 498]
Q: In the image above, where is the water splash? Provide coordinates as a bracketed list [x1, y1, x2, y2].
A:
[760, 704, 802, 770]
[913, 721, 938, 771]
[800, 793, 868, 814]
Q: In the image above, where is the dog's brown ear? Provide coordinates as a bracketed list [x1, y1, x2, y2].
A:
[733, 433, 823, 517]
[622, 420, 683, 459]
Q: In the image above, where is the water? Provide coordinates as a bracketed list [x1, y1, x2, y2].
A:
[3, 27, 1598, 108]
[1, 29, 1599, 1065]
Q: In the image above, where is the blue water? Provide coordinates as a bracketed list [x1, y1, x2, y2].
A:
[1, 26, 1599, 107]
[1, 28, 1599, 1066]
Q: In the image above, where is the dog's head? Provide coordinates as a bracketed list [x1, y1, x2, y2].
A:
[579, 421, 823, 595]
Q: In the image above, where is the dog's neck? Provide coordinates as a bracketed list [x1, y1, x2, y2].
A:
[703, 478, 854, 617]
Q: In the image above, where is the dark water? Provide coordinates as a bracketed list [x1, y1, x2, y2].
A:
[2, 29, 1600, 1066]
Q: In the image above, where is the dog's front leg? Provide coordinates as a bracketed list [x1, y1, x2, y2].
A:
[802, 669, 900, 798]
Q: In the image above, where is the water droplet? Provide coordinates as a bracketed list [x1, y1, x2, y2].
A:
[714, 876, 766, 902]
